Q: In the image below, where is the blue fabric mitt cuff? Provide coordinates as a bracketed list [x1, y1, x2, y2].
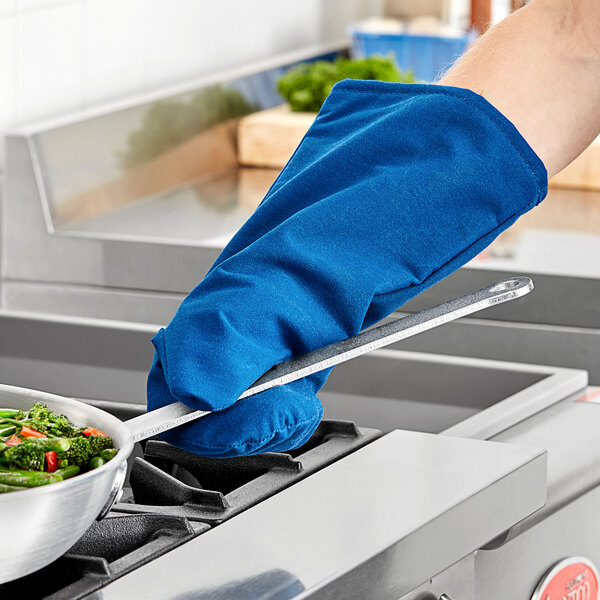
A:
[327, 80, 548, 204]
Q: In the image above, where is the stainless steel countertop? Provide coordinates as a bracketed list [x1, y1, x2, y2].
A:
[99, 429, 546, 600]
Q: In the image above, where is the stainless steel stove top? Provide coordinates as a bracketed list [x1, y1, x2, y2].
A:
[0, 312, 597, 600]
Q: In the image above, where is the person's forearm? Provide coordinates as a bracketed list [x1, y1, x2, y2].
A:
[440, 0, 600, 178]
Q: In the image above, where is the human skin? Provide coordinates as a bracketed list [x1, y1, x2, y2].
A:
[440, 0, 600, 178]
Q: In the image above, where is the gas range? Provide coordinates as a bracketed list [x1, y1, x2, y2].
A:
[0, 312, 599, 600]
[87, 388, 600, 600]
[0, 400, 379, 600]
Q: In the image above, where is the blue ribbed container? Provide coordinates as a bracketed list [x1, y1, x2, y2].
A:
[351, 30, 475, 82]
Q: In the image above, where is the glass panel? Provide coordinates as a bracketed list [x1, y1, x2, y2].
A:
[30, 49, 600, 278]
[34, 73, 289, 244]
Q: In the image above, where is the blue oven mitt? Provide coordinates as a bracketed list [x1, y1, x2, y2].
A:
[147, 80, 547, 457]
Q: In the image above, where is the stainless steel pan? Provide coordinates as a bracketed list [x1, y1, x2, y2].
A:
[0, 277, 533, 583]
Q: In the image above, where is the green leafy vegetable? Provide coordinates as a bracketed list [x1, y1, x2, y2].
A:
[89, 434, 114, 457]
[62, 436, 92, 469]
[0, 404, 118, 493]
[1, 402, 81, 438]
[277, 56, 415, 113]
[2, 443, 46, 471]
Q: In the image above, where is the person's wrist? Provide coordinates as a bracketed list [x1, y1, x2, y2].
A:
[439, 0, 600, 177]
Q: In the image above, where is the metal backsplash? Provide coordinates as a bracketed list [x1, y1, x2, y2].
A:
[2, 43, 598, 373]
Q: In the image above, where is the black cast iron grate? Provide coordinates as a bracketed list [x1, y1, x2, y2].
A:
[0, 398, 380, 600]
[0, 515, 208, 600]
[113, 420, 380, 524]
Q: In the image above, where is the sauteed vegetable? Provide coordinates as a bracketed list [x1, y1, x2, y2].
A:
[0, 403, 117, 493]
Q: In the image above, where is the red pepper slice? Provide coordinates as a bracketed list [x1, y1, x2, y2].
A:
[82, 427, 107, 437]
[45, 451, 57, 473]
[5, 434, 21, 446]
[20, 426, 46, 438]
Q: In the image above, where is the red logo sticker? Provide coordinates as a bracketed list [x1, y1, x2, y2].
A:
[575, 389, 600, 404]
[531, 557, 599, 600]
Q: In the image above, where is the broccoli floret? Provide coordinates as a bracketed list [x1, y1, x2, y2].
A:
[2, 443, 45, 471]
[26, 403, 50, 420]
[54, 436, 114, 470]
[63, 436, 91, 468]
[89, 435, 114, 456]
[25, 403, 80, 438]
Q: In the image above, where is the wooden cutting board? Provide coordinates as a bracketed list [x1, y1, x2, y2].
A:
[237, 104, 315, 169]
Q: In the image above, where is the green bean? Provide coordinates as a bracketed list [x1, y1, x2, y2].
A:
[87, 456, 104, 470]
[55, 465, 80, 480]
[27, 438, 71, 452]
[0, 409, 21, 419]
[0, 425, 16, 438]
[0, 483, 27, 493]
[0, 417, 25, 427]
[0, 470, 62, 487]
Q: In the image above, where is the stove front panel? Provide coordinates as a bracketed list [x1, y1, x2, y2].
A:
[398, 555, 474, 600]
[98, 430, 545, 600]
[475, 485, 600, 599]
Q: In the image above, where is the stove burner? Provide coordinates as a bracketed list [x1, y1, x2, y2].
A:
[0, 416, 379, 599]
[115, 420, 378, 524]
[0, 515, 207, 600]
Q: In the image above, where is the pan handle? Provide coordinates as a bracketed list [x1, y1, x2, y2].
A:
[124, 276, 534, 443]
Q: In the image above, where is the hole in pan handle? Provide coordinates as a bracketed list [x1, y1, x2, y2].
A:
[125, 276, 534, 443]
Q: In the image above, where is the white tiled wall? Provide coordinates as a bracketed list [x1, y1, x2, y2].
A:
[0, 0, 382, 167]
